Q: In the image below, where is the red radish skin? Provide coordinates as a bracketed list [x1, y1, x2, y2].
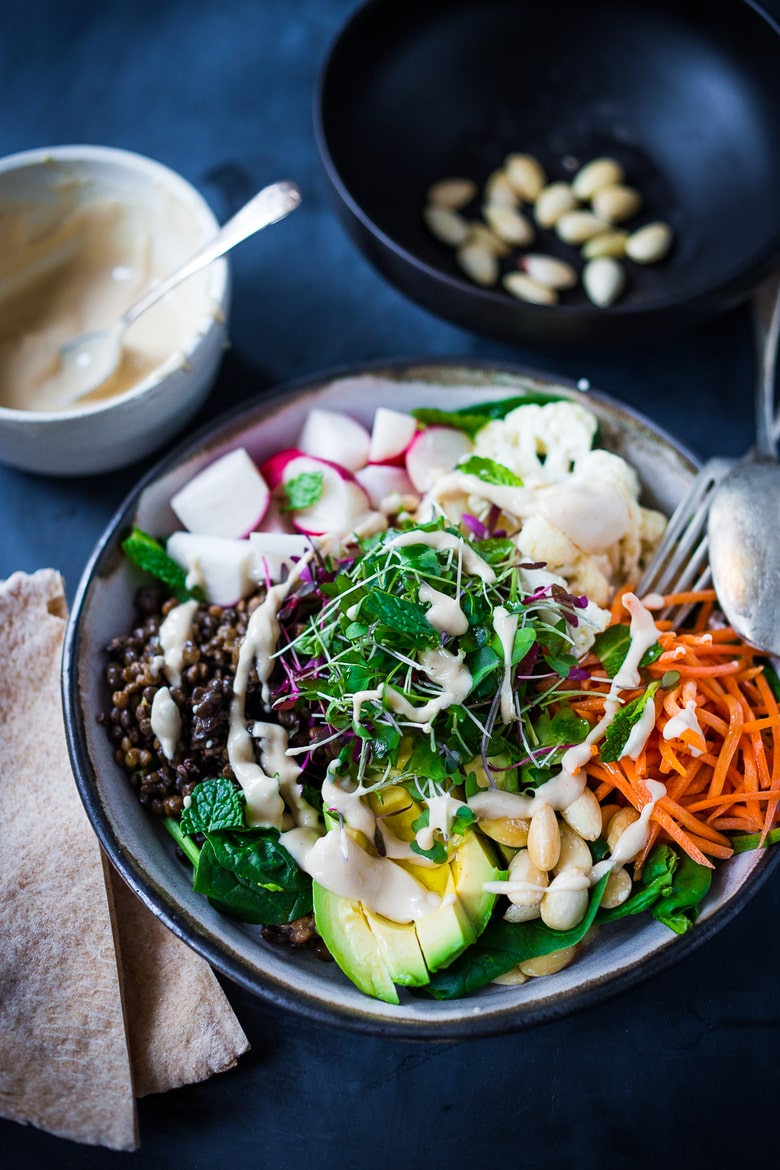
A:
[405, 426, 474, 493]
[368, 407, 418, 465]
[296, 408, 371, 472]
[281, 454, 370, 536]
[260, 448, 305, 489]
[170, 447, 271, 539]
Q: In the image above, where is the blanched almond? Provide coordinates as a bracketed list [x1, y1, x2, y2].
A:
[625, 221, 674, 263]
[571, 157, 625, 200]
[556, 210, 609, 244]
[426, 178, 478, 210]
[483, 168, 518, 208]
[591, 184, 642, 224]
[456, 240, 499, 285]
[423, 205, 469, 247]
[581, 229, 629, 259]
[534, 181, 578, 228]
[582, 256, 626, 306]
[502, 271, 558, 305]
[520, 253, 578, 290]
[483, 204, 535, 246]
[504, 153, 546, 201]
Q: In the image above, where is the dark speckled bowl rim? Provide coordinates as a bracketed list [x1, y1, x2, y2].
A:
[63, 356, 780, 1040]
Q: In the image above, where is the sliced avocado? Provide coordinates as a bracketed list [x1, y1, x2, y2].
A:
[312, 881, 399, 1005]
[363, 908, 430, 987]
[451, 829, 504, 935]
[404, 862, 476, 972]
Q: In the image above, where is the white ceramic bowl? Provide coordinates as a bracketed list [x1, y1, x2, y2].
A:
[63, 360, 780, 1039]
[0, 145, 229, 476]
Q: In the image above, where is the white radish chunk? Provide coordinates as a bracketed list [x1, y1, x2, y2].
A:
[354, 463, 418, 509]
[405, 426, 474, 493]
[296, 408, 371, 472]
[282, 454, 370, 536]
[248, 531, 312, 584]
[368, 407, 418, 464]
[170, 448, 270, 538]
[166, 532, 255, 607]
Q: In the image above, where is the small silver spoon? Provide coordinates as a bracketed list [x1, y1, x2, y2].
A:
[707, 272, 780, 655]
[58, 178, 302, 404]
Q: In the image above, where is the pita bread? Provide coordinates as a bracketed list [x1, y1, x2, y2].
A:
[105, 864, 249, 1097]
[0, 570, 138, 1150]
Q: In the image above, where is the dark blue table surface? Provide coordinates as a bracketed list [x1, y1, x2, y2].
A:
[2, 2, 779, 1167]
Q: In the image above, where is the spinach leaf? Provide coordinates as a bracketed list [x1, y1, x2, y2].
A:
[411, 392, 563, 437]
[458, 455, 524, 488]
[121, 526, 204, 602]
[596, 844, 677, 923]
[424, 873, 610, 999]
[651, 852, 711, 934]
[193, 829, 313, 925]
[180, 777, 245, 834]
[599, 681, 660, 763]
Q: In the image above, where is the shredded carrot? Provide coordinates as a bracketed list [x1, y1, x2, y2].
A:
[567, 583, 780, 872]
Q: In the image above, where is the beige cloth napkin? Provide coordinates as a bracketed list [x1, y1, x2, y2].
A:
[0, 570, 249, 1151]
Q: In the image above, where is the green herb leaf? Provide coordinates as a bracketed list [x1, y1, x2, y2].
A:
[458, 455, 524, 488]
[592, 625, 663, 678]
[193, 829, 313, 925]
[361, 590, 441, 644]
[121, 526, 204, 602]
[180, 777, 246, 835]
[282, 470, 324, 511]
[596, 844, 677, 923]
[599, 681, 660, 763]
[411, 392, 563, 438]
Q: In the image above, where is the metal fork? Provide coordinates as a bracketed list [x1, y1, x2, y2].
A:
[635, 456, 733, 625]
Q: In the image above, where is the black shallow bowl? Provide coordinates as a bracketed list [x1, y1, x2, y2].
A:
[315, 0, 780, 348]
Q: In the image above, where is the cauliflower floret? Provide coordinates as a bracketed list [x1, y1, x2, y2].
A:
[516, 514, 614, 607]
[473, 401, 598, 485]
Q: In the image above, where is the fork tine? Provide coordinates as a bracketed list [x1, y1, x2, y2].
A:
[636, 457, 732, 625]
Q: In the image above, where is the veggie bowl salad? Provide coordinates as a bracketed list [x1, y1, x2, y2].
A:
[100, 390, 780, 1004]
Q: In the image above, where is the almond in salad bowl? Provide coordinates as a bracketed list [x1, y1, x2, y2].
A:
[62, 361, 780, 1038]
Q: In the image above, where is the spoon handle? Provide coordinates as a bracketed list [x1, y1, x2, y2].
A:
[753, 270, 780, 461]
[123, 179, 302, 328]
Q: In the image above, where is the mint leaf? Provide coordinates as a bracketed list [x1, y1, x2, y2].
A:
[122, 526, 204, 602]
[458, 455, 524, 488]
[282, 470, 324, 511]
[599, 681, 660, 762]
[361, 590, 441, 644]
[180, 777, 246, 834]
[593, 624, 663, 677]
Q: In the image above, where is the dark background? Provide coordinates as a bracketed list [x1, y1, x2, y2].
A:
[2, 2, 779, 1167]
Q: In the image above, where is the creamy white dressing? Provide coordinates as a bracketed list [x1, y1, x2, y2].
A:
[607, 779, 667, 868]
[158, 599, 198, 688]
[284, 828, 441, 923]
[385, 646, 472, 733]
[613, 592, 661, 689]
[252, 721, 319, 829]
[663, 702, 705, 757]
[620, 694, 658, 760]
[493, 606, 519, 724]
[418, 580, 468, 636]
[537, 481, 629, 551]
[414, 791, 465, 852]
[0, 195, 212, 411]
[150, 686, 181, 760]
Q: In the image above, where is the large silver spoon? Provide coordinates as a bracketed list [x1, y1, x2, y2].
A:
[57, 178, 302, 404]
[707, 272, 780, 655]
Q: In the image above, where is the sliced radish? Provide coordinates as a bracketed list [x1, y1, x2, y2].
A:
[170, 448, 270, 538]
[166, 532, 256, 607]
[259, 492, 298, 535]
[354, 463, 419, 509]
[281, 454, 370, 536]
[248, 530, 312, 584]
[368, 407, 417, 465]
[260, 447, 304, 489]
[405, 426, 474, 493]
[296, 408, 371, 472]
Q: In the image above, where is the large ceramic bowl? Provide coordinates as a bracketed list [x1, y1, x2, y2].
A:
[62, 361, 780, 1039]
[315, 0, 780, 349]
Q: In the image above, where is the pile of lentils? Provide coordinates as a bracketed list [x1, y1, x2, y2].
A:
[98, 586, 263, 817]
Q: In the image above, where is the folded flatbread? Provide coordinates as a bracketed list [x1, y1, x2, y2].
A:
[0, 570, 249, 1151]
